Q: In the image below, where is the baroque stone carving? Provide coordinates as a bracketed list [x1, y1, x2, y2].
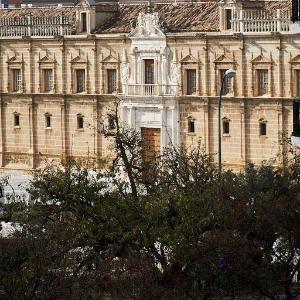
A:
[136, 11, 161, 37]
[170, 62, 181, 84]
[121, 62, 130, 83]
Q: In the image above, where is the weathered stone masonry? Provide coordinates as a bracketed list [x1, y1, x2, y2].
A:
[0, 0, 296, 170]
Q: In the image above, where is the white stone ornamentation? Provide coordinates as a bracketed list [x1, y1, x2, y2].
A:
[120, 62, 130, 83]
[136, 11, 161, 37]
[170, 62, 181, 85]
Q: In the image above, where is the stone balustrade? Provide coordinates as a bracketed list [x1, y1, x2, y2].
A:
[126, 84, 178, 97]
[231, 9, 291, 33]
[0, 15, 73, 37]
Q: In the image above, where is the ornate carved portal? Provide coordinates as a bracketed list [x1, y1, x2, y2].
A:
[121, 8, 180, 154]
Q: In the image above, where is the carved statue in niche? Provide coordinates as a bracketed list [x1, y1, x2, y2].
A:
[170, 62, 181, 84]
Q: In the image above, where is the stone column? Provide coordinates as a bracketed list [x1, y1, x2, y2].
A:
[0, 95, 4, 167]
[240, 100, 246, 166]
[94, 41, 99, 94]
[28, 98, 37, 169]
[278, 39, 283, 97]
[160, 106, 166, 152]
[203, 100, 209, 153]
[203, 45, 209, 96]
[240, 40, 245, 97]
[60, 96, 67, 160]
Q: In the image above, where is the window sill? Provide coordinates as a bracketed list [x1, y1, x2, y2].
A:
[221, 93, 234, 97]
[76, 128, 84, 132]
[185, 94, 198, 97]
[259, 135, 267, 138]
[222, 134, 230, 137]
[256, 94, 270, 97]
[45, 127, 52, 130]
[187, 132, 196, 136]
[14, 126, 20, 130]
[42, 91, 54, 94]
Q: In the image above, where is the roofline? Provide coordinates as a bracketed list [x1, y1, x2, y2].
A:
[0, 31, 296, 41]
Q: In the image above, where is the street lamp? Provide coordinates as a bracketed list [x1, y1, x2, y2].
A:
[218, 68, 236, 173]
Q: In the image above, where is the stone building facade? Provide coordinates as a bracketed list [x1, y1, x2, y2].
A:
[0, 0, 296, 170]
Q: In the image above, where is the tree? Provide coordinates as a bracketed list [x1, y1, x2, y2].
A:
[2, 101, 300, 300]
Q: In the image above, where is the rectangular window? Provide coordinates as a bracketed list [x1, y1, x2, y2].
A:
[293, 100, 300, 137]
[45, 114, 51, 128]
[43, 69, 53, 93]
[108, 115, 116, 130]
[220, 69, 231, 95]
[107, 69, 117, 94]
[225, 9, 232, 30]
[258, 70, 268, 96]
[259, 122, 267, 136]
[186, 69, 196, 95]
[296, 70, 300, 96]
[144, 59, 154, 84]
[223, 119, 230, 135]
[76, 69, 85, 93]
[292, 0, 300, 22]
[188, 118, 195, 133]
[12, 69, 21, 92]
[14, 114, 20, 127]
[81, 12, 87, 32]
[77, 115, 84, 129]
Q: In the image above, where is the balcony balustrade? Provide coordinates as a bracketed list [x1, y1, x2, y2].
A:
[0, 15, 73, 37]
[125, 84, 178, 97]
[231, 9, 290, 33]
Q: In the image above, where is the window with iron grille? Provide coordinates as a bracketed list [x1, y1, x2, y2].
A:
[107, 69, 117, 94]
[12, 69, 21, 92]
[220, 69, 231, 95]
[76, 69, 85, 93]
[186, 69, 196, 95]
[257, 70, 268, 95]
[43, 69, 53, 93]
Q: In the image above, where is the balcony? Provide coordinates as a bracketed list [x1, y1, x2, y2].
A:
[231, 9, 290, 33]
[125, 84, 178, 97]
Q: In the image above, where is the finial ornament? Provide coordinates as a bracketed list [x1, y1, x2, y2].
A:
[147, 0, 153, 14]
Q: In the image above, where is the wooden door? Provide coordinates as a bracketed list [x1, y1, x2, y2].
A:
[141, 127, 161, 162]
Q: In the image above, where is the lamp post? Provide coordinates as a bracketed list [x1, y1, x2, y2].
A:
[218, 68, 236, 173]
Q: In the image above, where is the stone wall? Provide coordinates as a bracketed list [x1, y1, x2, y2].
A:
[0, 31, 296, 170]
